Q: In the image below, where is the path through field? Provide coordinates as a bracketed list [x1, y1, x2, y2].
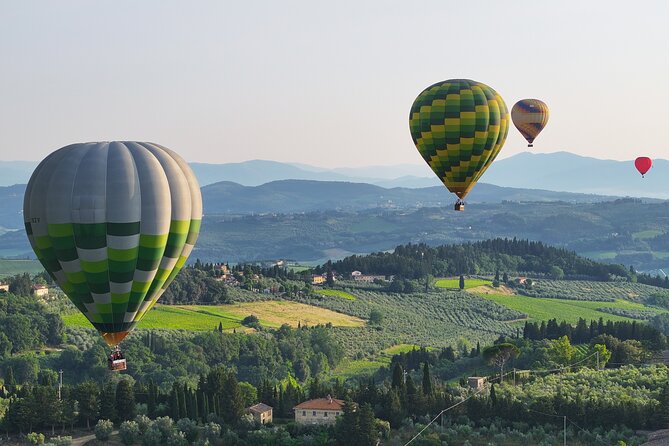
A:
[642, 429, 669, 446]
[71, 430, 118, 446]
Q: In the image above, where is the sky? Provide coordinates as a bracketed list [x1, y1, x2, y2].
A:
[1, 0, 668, 167]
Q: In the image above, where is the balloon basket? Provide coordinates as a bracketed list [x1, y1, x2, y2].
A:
[108, 347, 127, 372]
[454, 201, 465, 212]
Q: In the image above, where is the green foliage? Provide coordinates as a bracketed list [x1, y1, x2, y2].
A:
[44, 436, 72, 446]
[94, 419, 114, 441]
[120, 420, 141, 445]
[160, 267, 228, 305]
[26, 432, 45, 445]
[368, 309, 384, 325]
[116, 379, 137, 421]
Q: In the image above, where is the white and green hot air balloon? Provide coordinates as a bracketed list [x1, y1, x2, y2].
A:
[23, 142, 202, 370]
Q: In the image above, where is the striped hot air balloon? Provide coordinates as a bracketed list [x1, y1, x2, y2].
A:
[23, 142, 202, 352]
[511, 99, 549, 147]
[409, 79, 510, 210]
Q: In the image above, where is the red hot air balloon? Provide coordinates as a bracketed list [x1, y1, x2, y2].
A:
[635, 157, 652, 177]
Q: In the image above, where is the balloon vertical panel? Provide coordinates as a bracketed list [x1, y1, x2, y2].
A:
[23, 142, 202, 346]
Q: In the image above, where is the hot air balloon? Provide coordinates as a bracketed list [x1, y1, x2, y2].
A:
[635, 157, 652, 177]
[409, 79, 510, 211]
[511, 99, 549, 147]
[23, 142, 202, 370]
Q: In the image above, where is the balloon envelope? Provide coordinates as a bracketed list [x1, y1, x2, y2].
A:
[23, 142, 202, 346]
[409, 79, 509, 200]
[511, 99, 549, 147]
[635, 157, 652, 176]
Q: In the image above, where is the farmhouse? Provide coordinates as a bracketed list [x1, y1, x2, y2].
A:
[32, 285, 49, 297]
[351, 271, 386, 282]
[311, 274, 326, 285]
[468, 376, 487, 390]
[0, 283, 8, 293]
[294, 396, 344, 425]
[247, 403, 273, 424]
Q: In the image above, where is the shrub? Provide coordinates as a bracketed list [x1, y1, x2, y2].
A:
[45, 437, 73, 446]
[95, 419, 114, 441]
[26, 432, 45, 445]
[120, 420, 141, 445]
[176, 418, 198, 443]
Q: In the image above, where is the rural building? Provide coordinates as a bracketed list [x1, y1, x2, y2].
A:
[354, 274, 386, 283]
[0, 283, 8, 293]
[468, 376, 487, 390]
[32, 285, 49, 297]
[294, 396, 345, 425]
[248, 403, 273, 424]
[311, 274, 326, 285]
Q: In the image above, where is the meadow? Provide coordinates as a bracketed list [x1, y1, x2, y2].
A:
[434, 277, 491, 289]
[478, 293, 667, 324]
[62, 301, 365, 331]
[315, 288, 357, 300]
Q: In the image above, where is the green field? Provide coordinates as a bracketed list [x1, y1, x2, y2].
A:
[330, 358, 387, 379]
[316, 289, 357, 300]
[633, 229, 664, 240]
[62, 305, 242, 331]
[435, 277, 491, 289]
[62, 301, 365, 331]
[479, 294, 666, 324]
[0, 259, 44, 278]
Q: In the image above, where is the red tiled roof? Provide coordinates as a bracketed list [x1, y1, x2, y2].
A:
[294, 398, 345, 411]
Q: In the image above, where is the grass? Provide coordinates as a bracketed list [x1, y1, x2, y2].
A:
[62, 301, 366, 331]
[330, 358, 388, 379]
[633, 229, 664, 240]
[435, 277, 491, 289]
[316, 289, 357, 300]
[381, 344, 424, 355]
[0, 259, 44, 277]
[581, 251, 618, 260]
[478, 293, 665, 324]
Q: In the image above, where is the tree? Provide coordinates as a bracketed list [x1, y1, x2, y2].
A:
[503, 272, 509, 284]
[75, 381, 100, 429]
[357, 403, 378, 446]
[98, 381, 117, 422]
[422, 363, 433, 396]
[654, 383, 669, 428]
[335, 400, 359, 446]
[547, 335, 576, 366]
[459, 275, 465, 290]
[326, 269, 335, 287]
[0, 333, 13, 359]
[94, 419, 114, 441]
[369, 309, 384, 325]
[391, 363, 404, 390]
[482, 343, 520, 382]
[120, 420, 140, 445]
[549, 265, 565, 280]
[116, 379, 136, 421]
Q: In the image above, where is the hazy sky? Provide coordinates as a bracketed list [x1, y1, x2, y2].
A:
[1, 1, 668, 167]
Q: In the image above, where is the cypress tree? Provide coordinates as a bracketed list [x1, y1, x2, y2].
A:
[357, 403, 377, 446]
[391, 363, 404, 390]
[99, 381, 117, 422]
[115, 379, 136, 421]
[459, 275, 465, 290]
[178, 383, 187, 419]
[170, 384, 180, 420]
[147, 379, 156, 418]
[422, 363, 433, 396]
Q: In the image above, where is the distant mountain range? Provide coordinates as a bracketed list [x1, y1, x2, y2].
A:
[2, 152, 666, 198]
[0, 180, 625, 232]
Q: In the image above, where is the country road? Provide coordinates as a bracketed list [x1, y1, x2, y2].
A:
[71, 430, 118, 446]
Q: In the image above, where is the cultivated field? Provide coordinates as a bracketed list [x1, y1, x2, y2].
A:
[62, 301, 365, 331]
[479, 293, 667, 324]
[315, 288, 357, 300]
[434, 277, 491, 289]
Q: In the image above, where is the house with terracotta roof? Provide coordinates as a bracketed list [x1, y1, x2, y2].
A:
[293, 395, 345, 425]
[247, 403, 273, 424]
[31, 285, 48, 297]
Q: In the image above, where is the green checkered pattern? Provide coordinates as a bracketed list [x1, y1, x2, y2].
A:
[409, 79, 509, 199]
[23, 142, 202, 340]
[25, 219, 201, 333]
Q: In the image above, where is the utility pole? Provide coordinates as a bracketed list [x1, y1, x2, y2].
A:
[403, 370, 408, 385]
[513, 368, 516, 386]
[596, 351, 600, 370]
[58, 369, 63, 401]
[563, 416, 567, 446]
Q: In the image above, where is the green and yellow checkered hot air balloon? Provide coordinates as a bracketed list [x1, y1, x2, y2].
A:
[23, 142, 202, 369]
[409, 79, 510, 211]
